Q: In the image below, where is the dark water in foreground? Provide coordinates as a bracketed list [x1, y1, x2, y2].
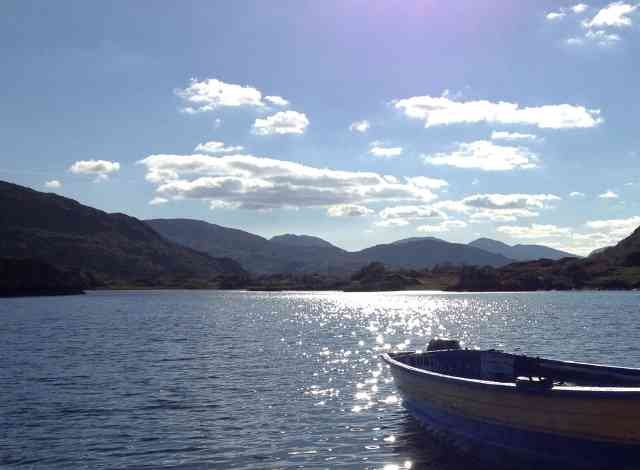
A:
[2, 290, 640, 469]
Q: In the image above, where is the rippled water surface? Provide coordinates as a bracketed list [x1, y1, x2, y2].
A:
[2, 290, 640, 469]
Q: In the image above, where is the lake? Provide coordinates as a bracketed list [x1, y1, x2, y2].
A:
[2, 290, 640, 469]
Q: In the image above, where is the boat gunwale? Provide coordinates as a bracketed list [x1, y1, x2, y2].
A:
[382, 351, 640, 397]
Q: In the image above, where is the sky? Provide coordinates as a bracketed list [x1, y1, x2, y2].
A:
[1, 0, 639, 255]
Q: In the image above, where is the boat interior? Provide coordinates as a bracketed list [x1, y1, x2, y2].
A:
[392, 342, 640, 388]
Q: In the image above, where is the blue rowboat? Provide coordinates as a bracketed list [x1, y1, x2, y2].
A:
[382, 339, 640, 468]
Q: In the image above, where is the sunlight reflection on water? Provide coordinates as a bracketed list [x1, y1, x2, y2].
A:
[2, 290, 640, 468]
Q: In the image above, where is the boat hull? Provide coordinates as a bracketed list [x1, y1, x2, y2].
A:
[384, 353, 640, 468]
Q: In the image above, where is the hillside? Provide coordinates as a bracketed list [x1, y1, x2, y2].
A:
[594, 226, 640, 266]
[469, 237, 577, 261]
[0, 181, 245, 287]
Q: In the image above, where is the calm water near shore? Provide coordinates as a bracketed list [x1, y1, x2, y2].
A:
[3, 290, 640, 469]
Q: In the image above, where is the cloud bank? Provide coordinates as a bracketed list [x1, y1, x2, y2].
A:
[369, 141, 403, 158]
[394, 95, 602, 129]
[194, 141, 244, 154]
[423, 140, 538, 171]
[139, 153, 440, 211]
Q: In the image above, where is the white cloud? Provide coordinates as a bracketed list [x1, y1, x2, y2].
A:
[569, 191, 586, 197]
[564, 2, 635, 46]
[432, 193, 560, 222]
[149, 197, 168, 205]
[69, 160, 120, 181]
[379, 205, 446, 220]
[559, 3, 634, 47]
[497, 223, 572, 239]
[585, 29, 621, 45]
[374, 204, 447, 229]
[349, 120, 371, 133]
[44, 180, 62, 189]
[369, 141, 403, 158]
[253, 111, 309, 135]
[374, 218, 411, 228]
[469, 209, 540, 222]
[598, 190, 619, 199]
[176, 78, 267, 113]
[194, 141, 244, 154]
[494, 215, 640, 256]
[572, 216, 640, 253]
[583, 2, 638, 28]
[138, 153, 438, 211]
[417, 220, 468, 233]
[586, 216, 640, 236]
[405, 176, 448, 190]
[264, 95, 289, 107]
[423, 140, 538, 171]
[566, 37, 585, 45]
[327, 204, 373, 217]
[572, 4, 589, 13]
[547, 11, 566, 20]
[394, 94, 602, 129]
[490, 131, 538, 142]
[462, 193, 560, 210]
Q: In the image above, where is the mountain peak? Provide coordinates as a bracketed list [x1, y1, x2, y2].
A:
[469, 238, 512, 250]
[391, 236, 446, 245]
[270, 234, 337, 249]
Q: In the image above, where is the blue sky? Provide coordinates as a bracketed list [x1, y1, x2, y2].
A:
[2, 0, 639, 255]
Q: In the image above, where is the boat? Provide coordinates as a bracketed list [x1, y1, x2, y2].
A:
[382, 339, 640, 468]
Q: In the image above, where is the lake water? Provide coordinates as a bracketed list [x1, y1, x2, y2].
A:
[2, 290, 640, 469]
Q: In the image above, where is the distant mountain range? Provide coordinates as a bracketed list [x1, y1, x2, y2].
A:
[0, 181, 244, 289]
[469, 237, 577, 261]
[148, 218, 512, 273]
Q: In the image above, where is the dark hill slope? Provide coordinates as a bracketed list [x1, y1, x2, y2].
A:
[0, 181, 244, 287]
[469, 237, 577, 261]
[595, 226, 640, 266]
